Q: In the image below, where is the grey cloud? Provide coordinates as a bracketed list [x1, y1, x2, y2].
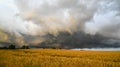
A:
[0, 0, 120, 47]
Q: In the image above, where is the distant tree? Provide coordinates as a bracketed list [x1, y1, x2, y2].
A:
[0, 47, 2, 49]
[3, 46, 7, 49]
[21, 45, 29, 49]
[8, 45, 15, 49]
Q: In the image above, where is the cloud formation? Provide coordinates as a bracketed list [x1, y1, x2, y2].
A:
[14, 0, 102, 35]
[0, 0, 120, 47]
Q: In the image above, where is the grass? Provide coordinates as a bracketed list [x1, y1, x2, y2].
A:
[0, 49, 120, 67]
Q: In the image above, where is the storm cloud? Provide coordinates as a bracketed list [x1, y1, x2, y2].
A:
[0, 0, 120, 48]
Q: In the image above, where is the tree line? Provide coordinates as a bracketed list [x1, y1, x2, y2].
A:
[0, 45, 29, 49]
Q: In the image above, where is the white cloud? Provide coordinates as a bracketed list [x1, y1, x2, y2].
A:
[0, 0, 120, 39]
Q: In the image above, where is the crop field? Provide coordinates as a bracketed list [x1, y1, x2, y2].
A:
[0, 49, 120, 67]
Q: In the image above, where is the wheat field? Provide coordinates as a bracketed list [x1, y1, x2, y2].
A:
[0, 49, 120, 67]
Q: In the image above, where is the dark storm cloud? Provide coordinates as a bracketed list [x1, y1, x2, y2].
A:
[0, 0, 120, 48]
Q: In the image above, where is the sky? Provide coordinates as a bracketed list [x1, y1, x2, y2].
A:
[0, 0, 120, 48]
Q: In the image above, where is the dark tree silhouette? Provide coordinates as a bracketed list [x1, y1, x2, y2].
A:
[21, 45, 29, 49]
[3, 46, 7, 49]
[8, 45, 15, 49]
[0, 46, 7, 49]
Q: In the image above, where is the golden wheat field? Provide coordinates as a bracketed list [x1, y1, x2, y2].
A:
[0, 49, 120, 67]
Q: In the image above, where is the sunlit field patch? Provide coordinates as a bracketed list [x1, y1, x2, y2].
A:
[0, 49, 120, 67]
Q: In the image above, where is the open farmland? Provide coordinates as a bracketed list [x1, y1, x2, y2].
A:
[0, 49, 120, 67]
